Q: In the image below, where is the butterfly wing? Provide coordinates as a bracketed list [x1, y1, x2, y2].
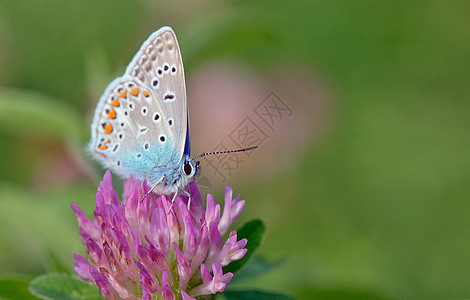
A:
[125, 26, 189, 158]
[89, 27, 189, 182]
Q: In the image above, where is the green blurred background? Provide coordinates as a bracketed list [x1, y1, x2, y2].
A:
[1, 0, 470, 299]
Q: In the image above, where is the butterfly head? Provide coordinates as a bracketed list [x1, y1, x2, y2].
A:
[177, 158, 200, 189]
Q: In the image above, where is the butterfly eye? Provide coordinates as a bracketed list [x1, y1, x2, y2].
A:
[184, 162, 192, 176]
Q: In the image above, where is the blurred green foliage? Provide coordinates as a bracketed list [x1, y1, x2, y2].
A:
[1, 0, 470, 299]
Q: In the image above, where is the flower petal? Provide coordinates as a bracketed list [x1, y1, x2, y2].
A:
[205, 194, 220, 225]
[182, 212, 198, 260]
[73, 253, 92, 282]
[137, 262, 160, 294]
[181, 290, 196, 300]
[162, 196, 180, 245]
[209, 222, 222, 250]
[99, 267, 134, 299]
[97, 170, 114, 202]
[190, 223, 209, 275]
[161, 271, 176, 300]
[173, 242, 191, 290]
[82, 235, 104, 266]
[211, 263, 233, 293]
[150, 207, 170, 256]
[123, 177, 139, 227]
[206, 230, 248, 267]
[206, 222, 223, 262]
[89, 266, 113, 300]
[142, 288, 152, 300]
[200, 263, 212, 283]
[188, 182, 204, 220]
[144, 236, 171, 276]
[71, 202, 100, 241]
[218, 186, 245, 236]
[74, 170, 246, 299]
[191, 263, 233, 296]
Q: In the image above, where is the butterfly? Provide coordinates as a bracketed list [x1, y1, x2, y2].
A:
[89, 26, 256, 203]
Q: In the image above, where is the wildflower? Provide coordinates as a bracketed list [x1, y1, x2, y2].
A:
[72, 171, 247, 299]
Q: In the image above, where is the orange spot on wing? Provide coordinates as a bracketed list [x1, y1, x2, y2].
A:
[108, 108, 116, 119]
[111, 98, 120, 107]
[98, 139, 110, 150]
[120, 91, 127, 98]
[130, 88, 139, 96]
[143, 90, 149, 97]
[104, 123, 113, 134]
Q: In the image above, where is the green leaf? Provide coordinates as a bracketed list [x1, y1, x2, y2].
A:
[229, 254, 285, 283]
[0, 88, 87, 142]
[0, 277, 40, 300]
[29, 274, 101, 300]
[223, 290, 297, 300]
[223, 219, 265, 275]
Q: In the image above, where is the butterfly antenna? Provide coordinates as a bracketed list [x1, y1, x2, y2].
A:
[191, 146, 258, 160]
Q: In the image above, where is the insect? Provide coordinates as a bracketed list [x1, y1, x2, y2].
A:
[89, 26, 256, 205]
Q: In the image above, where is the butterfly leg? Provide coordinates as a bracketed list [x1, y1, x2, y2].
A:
[168, 190, 178, 213]
[140, 175, 165, 202]
[167, 189, 191, 214]
[178, 188, 192, 211]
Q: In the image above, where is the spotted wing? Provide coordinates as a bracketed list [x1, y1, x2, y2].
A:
[88, 27, 189, 182]
[89, 78, 177, 181]
[125, 26, 189, 160]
